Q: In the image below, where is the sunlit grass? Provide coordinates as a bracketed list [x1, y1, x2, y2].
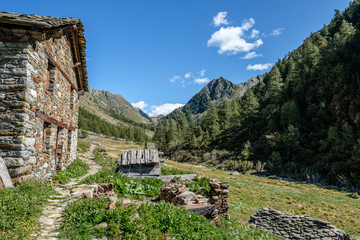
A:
[165, 160, 360, 239]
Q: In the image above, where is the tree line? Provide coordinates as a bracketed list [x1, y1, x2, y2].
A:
[79, 107, 150, 143]
[154, 1, 360, 190]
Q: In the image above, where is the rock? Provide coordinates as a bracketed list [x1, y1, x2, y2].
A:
[249, 208, 351, 240]
[230, 171, 239, 175]
[94, 222, 108, 228]
[108, 202, 116, 210]
[0, 157, 14, 188]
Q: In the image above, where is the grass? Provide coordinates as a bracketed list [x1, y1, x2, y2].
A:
[77, 139, 90, 153]
[161, 165, 194, 175]
[80, 168, 164, 199]
[0, 181, 56, 239]
[165, 160, 360, 239]
[87, 137, 145, 159]
[52, 158, 90, 184]
[59, 198, 279, 240]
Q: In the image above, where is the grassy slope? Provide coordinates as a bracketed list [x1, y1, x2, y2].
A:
[87, 136, 150, 159]
[80, 94, 154, 137]
[165, 160, 360, 239]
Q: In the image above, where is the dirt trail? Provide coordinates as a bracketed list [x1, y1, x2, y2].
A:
[34, 144, 101, 240]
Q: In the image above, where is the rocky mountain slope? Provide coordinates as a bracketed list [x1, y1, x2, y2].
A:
[167, 75, 263, 118]
[80, 89, 151, 125]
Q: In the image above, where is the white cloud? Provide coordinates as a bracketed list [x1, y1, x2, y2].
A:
[263, 28, 285, 37]
[207, 18, 263, 55]
[184, 72, 192, 79]
[269, 28, 284, 36]
[131, 101, 148, 110]
[149, 103, 184, 117]
[194, 78, 210, 84]
[213, 11, 229, 27]
[250, 29, 259, 38]
[246, 63, 273, 71]
[169, 75, 182, 83]
[199, 69, 206, 77]
[240, 51, 262, 59]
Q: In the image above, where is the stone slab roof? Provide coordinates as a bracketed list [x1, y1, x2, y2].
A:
[0, 12, 88, 91]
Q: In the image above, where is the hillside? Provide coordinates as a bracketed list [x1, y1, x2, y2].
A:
[154, 1, 360, 190]
[164, 75, 263, 122]
[80, 89, 151, 125]
[79, 89, 154, 142]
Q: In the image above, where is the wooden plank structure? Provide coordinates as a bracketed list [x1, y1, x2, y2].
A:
[116, 149, 161, 177]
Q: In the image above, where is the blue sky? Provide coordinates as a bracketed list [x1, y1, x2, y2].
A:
[2, 0, 350, 116]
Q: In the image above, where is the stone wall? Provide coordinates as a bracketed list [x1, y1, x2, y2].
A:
[249, 208, 351, 240]
[0, 34, 79, 182]
[159, 179, 229, 223]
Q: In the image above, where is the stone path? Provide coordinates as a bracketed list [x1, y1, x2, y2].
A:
[34, 144, 101, 240]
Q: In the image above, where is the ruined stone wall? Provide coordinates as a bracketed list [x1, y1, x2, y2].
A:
[249, 208, 351, 240]
[159, 179, 229, 223]
[0, 34, 79, 182]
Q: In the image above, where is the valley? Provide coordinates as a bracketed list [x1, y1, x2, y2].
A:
[0, 0, 359, 239]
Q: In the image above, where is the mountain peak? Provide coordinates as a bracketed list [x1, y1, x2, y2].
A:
[166, 75, 263, 117]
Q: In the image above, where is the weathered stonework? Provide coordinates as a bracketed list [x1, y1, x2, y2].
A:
[159, 179, 229, 223]
[0, 12, 88, 183]
[249, 208, 351, 240]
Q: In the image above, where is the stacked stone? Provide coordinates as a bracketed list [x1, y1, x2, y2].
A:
[159, 180, 203, 205]
[0, 12, 88, 183]
[209, 180, 229, 216]
[249, 207, 351, 240]
[159, 179, 230, 223]
[70, 183, 115, 199]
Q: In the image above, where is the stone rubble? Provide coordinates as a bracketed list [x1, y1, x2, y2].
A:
[249, 207, 351, 240]
[159, 179, 229, 224]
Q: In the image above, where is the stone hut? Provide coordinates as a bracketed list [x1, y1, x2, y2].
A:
[0, 12, 88, 183]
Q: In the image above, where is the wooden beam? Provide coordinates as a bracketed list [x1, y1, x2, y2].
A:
[70, 27, 84, 90]
[42, 48, 78, 93]
[33, 110, 76, 131]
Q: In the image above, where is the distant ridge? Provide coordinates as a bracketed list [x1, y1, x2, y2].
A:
[166, 75, 263, 118]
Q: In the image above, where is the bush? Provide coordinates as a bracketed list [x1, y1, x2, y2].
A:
[221, 160, 254, 173]
[52, 158, 90, 184]
[0, 181, 55, 239]
[255, 161, 266, 172]
[81, 169, 165, 199]
[113, 176, 165, 198]
[185, 176, 211, 196]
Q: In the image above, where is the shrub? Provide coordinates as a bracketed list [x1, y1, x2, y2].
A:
[255, 161, 266, 172]
[185, 176, 211, 196]
[81, 170, 164, 199]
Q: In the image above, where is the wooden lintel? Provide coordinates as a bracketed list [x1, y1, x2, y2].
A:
[71, 28, 84, 90]
[34, 110, 76, 131]
[43, 49, 78, 93]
